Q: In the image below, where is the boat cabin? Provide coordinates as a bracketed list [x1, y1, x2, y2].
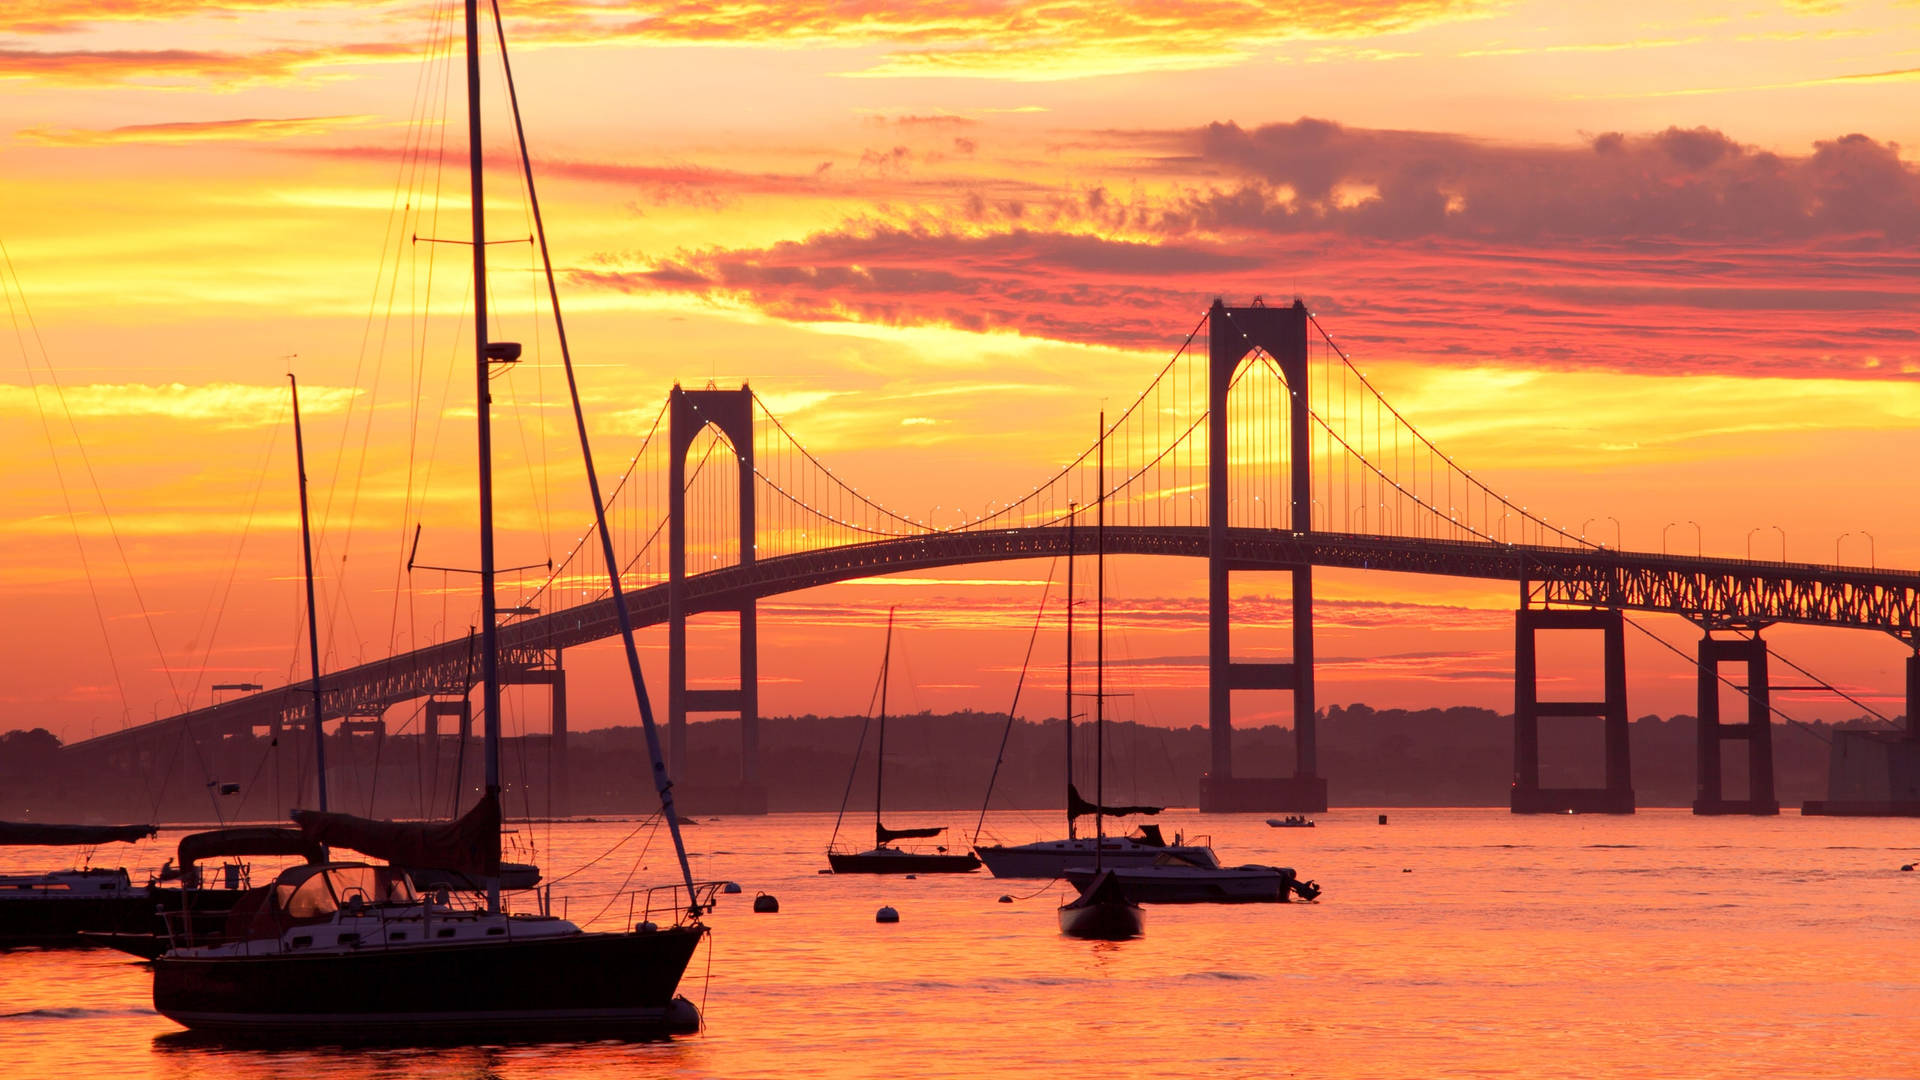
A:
[222, 862, 418, 941]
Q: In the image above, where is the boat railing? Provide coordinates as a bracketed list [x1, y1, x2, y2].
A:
[632, 880, 725, 926]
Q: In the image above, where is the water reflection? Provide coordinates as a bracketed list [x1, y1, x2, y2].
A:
[3, 811, 1918, 1079]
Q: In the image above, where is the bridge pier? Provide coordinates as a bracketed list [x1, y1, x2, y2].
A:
[667, 385, 767, 815]
[1197, 299, 1326, 814]
[1692, 632, 1779, 815]
[501, 658, 571, 819]
[1511, 607, 1634, 814]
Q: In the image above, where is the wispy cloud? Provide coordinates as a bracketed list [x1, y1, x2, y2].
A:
[19, 115, 379, 146]
[0, 381, 357, 427]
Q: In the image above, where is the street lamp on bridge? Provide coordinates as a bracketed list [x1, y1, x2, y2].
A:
[1770, 524, 1786, 562]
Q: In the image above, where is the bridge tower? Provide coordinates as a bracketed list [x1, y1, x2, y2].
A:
[1692, 631, 1778, 815]
[1510, 600, 1635, 813]
[1197, 299, 1327, 813]
[667, 384, 767, 815]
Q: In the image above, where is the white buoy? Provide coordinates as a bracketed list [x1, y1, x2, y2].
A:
[722, 881, 743, 893]
[876, 905, 900, 923]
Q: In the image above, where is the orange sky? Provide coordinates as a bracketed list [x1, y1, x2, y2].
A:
[3, 0, 1918, 749]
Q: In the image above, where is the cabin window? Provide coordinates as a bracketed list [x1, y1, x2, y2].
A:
[337, 933, 360, 946]
[389, 932, 406, 941]
[437, 928, 455, 938]
[290, 935, 313, 948]
[485, 926, 505, 936]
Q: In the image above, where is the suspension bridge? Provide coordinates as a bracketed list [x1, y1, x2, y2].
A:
[62, 300, 1920, 816]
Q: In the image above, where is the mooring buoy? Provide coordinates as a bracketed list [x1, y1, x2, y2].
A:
[876, 906, 900, 923]
[753, 892, 780, 913]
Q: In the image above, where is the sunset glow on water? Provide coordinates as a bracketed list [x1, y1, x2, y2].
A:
[2, 811, 1915, 1078]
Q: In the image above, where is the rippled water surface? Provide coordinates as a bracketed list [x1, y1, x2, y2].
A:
[2, 809, 1914, 1078]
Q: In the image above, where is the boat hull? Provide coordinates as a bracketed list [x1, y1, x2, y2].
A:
[827, 850, 979, 874]
[152, 925, 706, 1039]
[0, 884, 257, 949]
[0, 895, 157, 947]
[974, 841, 1212, 879]
[1062, 866, 1296, 904]
[1057, 899, 1143, 940]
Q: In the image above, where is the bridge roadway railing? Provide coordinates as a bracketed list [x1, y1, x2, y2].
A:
[62, 527, 1920, 763]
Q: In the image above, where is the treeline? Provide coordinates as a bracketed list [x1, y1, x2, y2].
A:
[2, 703, 1892, 824]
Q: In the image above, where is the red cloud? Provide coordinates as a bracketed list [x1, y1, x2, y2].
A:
[568, 121, 1920, 378]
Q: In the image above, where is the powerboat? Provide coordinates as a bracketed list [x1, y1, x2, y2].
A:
[1063, 850, 1322, 904]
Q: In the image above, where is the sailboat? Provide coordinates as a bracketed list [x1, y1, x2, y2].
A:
[827, 609, 980, 874]
[1058, 413, 1143, 940]
[0, 821, 158, 946]
[973, 497, 1214, 880]
[149, 1, 712, 1038]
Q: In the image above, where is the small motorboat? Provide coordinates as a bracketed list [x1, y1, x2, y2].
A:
[1057, 869, 1143, 940]
[1064, 851, 1322, 904]
[1266, 816, 1315, 828]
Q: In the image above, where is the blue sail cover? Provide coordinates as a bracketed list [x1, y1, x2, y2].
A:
[876, 822, 944, 845]
[1067, 783, 1162, 821]
[0, 820, 155, 846]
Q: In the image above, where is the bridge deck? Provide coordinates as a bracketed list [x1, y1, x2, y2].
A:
[63, 528, 1920, 760]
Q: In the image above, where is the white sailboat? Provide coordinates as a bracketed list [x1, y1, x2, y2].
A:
[974, 472, 1213, 880]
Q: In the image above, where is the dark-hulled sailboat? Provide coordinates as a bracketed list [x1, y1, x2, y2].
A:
[828, 609, 980, 874]
[150, 0, 713, 1038]
[1058, 413, 1143, 940]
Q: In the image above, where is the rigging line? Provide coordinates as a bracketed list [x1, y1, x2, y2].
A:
[583, 815, 661, 930]
[972, 558, 1058, 843]
[388, 9, 456, 667]
[395, 6, 458, 680]
[1621, 616, 1830, 745]
[829, 642, 892, 853]
[1, 245, 191, 715]
[0, 244, 141, 754]
[182, 393, 290, 712]
[540, 811, 660, 888]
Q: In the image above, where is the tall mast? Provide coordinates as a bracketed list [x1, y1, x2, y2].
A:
[1094, 412, 1105, 870]
[486, 0, 700, 906]
[290, 374, 328, 816]
[874, 608, 894, 843]
[463, 0, 503, 915]
[1065, 500, 1076, 840]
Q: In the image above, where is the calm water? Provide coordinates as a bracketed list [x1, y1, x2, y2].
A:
[2, 809, 1914, 1078]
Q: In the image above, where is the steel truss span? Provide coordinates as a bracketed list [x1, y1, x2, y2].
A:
[66, 526, 1920, 763]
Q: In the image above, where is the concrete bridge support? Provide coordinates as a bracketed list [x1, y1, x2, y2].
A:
[501, 660, 570, 819]
[1511, 607, 1635, 813]
[1692, 633, 1779, 815]
[667, 385, 767, 815]
[1198, 299, 1326, 813]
